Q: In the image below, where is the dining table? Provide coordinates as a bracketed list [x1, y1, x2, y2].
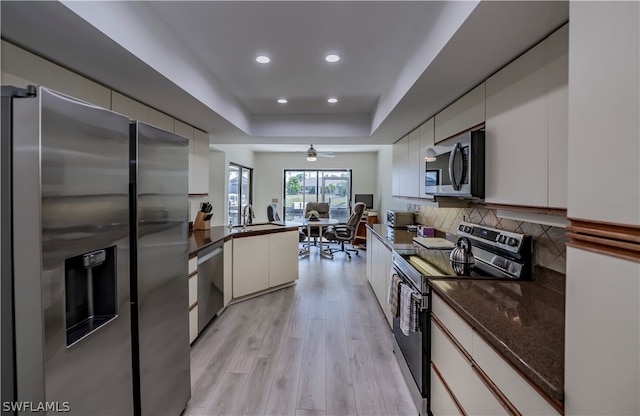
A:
[298, 218, 339, 259]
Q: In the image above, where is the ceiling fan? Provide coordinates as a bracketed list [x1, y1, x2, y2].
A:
[305, 144, 335, 161]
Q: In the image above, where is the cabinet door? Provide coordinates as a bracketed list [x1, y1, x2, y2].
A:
[366, 229, 373, 283]
[431, 321, 507, 415]
[112, 91, 148, 122]
[431, 363, 463, 416]
[269, 231, 298, 287]
[2, 41, 112, 109]
[191, 129, 210, 195]
[434, 82, 486, 143]
[174, 120, 197, 195]
[565, 247, 640, 415]
[189, 305, 198, 344]
[419, 118, 435, 198]
[392, 136, 408, 196]
[223, 240, 232, 306]
[472, 333, 559, 415]
[148, 108, 174, 132]
[568, 3, 640, 225]
[232, 236, 270, 298]
[380, 242, 393, 327]
[485, 40, 548, 207]
[546, 25, 568, 209]
[406, 129, 421, 197]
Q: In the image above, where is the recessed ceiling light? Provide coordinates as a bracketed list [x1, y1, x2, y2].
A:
[325, 54, 340, 63]
[256, 55, 270, 64]
[277, 98, 288, 104]
[327, 97, 338, 104]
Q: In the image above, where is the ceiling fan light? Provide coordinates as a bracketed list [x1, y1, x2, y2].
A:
[306, 144, 317, 161]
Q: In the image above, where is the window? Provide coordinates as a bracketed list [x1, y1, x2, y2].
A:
[283, 169, 352, 222]
[228, 163, 252, 226]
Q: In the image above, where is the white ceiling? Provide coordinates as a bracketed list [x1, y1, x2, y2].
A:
[1, 1, 568, 152]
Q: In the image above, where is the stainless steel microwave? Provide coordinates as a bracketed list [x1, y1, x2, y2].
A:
[386, 210, 414, 228]
[424, 130, 485, 198]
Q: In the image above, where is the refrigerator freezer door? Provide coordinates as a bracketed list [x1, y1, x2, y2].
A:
[131, 121, 190, 415]
[12, 87, 133, 415]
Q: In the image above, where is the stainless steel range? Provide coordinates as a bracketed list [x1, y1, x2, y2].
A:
[391, 222, 532, 415]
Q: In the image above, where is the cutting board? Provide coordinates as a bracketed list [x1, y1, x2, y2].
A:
[412, 237, 455, 249]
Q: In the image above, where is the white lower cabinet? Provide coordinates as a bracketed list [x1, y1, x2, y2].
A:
[223, 240, 232, 307]
[233, 235, 270, 298]
[366, 231, 393, 328]
[188, 273, 197, 307]
[268, 230, 299, 287]
[189, 305, 198, 344]
[430, 363, 462, 416]
[431, 320, 507, 415]
[431, 292, 560, 416]
[232, 231, 299, 299]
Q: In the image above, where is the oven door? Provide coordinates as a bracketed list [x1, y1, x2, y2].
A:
[391, 266, 431, 415]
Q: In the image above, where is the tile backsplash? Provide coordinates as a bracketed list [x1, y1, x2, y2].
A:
[410, 204, 567, 275]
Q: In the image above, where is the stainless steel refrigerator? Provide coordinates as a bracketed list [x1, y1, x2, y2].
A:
[129, 121, 191, 416]
[1, 86, 190, 415]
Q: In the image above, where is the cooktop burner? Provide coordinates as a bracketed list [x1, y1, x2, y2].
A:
[392, 221, 533, 292]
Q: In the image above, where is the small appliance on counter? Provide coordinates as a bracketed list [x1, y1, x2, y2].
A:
[387, 210, 414, 228]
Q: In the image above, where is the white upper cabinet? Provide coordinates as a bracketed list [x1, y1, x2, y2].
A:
[419, 118, 435, 198]
[434, 82, 486, 143]
[392, 135, 408, 197]
[191, 129, 210, 195]
[147, 108, 174, 132]
[2, 40, 112, 109]
[546, 26, 569, 209]
[406, 129, 421, 198]
[485, 24, 568, 208]
[111, 91, 149, 122]
[568, 3, 639, 225]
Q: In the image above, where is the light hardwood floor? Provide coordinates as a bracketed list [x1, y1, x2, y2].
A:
[185, 247, 418, 416]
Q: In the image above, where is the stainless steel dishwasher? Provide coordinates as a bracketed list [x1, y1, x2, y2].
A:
[197, 242, 224, 332]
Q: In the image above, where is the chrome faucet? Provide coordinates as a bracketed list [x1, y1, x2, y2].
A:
[242, 204, 255, 228]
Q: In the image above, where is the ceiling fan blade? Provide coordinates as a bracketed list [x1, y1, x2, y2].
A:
[318, 153, 335, 158]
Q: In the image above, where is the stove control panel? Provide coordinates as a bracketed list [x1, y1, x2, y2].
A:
[457, 221, 524, 254]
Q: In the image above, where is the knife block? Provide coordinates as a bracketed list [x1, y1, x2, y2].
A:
[193, 212, 210, 230]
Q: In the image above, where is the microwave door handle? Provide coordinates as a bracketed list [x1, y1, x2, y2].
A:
[448, 142, 462, 190]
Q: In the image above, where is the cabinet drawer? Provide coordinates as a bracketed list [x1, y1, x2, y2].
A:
[188, 255, 197, 275]
[472, 333, 560, 415]
[431, 363, 463, 416]
[432, 293, 474, 353]
[189, 305, 198, 344]
[431, 320, 507, 415]
[188, 273, 197, 307]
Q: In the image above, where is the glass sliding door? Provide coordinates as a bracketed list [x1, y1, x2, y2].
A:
[284, 169, 351, 222]
[228, 163, 252, 226]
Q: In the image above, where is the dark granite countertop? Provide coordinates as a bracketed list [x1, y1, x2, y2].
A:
[188, 221, 303, 256]
[367, 223, 452, 251]
[367, 223, 417, 250]
[430, 279, 564, 408]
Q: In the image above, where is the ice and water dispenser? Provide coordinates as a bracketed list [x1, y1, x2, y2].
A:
[64, 246, 118, 347]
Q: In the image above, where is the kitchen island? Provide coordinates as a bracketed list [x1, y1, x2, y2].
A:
[187, 221, 302, 344]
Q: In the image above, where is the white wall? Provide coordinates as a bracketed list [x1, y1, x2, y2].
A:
[252, 152, 378, 223]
